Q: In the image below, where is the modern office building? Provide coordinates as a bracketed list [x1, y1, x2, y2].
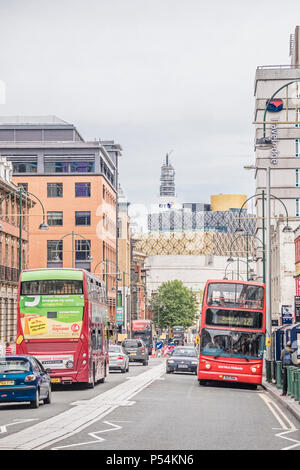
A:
[254, 26, 300, 226]
[253, 25, 300, 321]
[0, 115, 122, 328]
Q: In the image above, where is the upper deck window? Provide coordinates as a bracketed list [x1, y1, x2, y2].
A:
[206, 283, 264, 310]
[21, 279, 83, 295]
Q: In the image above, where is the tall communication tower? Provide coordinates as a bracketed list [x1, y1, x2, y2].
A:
[159, 153, 175, 197]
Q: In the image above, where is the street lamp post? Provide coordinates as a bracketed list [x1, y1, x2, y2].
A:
[227, 232, 263, 281]
[224, 258, 254, 281]
[243, 166, 292, 371]
[0, 186, 49, 274]
[55, 231, 93, 269]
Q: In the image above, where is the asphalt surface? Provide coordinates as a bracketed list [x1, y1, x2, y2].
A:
[0, 357, 300, 450]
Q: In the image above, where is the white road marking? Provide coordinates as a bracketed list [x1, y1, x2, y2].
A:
[259, 392, 300, 450]
[0, 363, 165, 450]
[0, 419, 38, 434]
[51, 420, 127, 450]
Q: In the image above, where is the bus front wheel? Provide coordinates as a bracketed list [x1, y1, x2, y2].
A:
[198, 379, 207, 386]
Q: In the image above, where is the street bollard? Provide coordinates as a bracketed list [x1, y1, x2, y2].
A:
[290, 368, 296, 399]
[276, 361, 282, 389]
[265, 360, 272, 383]
[297, 369, 300, 403]
[287, 367, 292, 396]
[290, 367, 298, 399]
[295, 369, 300, 402]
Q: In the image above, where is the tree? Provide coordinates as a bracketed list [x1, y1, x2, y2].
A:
[150, 280, 199, 330]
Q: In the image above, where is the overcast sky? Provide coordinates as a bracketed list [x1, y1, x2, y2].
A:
[0, 0, 299, 208]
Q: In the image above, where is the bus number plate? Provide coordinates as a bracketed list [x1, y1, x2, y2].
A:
[223, 376, 237, 381]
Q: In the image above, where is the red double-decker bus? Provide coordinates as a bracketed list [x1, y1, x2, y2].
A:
[198, 279, 266, 388]
[16, 268, 109, 387]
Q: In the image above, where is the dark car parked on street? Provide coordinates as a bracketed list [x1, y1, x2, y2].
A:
[121, 339, 149, 366]
[0, 355, 52, 408]
[166, 347, 198, 375]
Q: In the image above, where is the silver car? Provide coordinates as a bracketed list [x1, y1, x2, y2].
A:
[109, 345, 129, 373]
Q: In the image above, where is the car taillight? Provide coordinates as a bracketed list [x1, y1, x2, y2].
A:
[25, 375, 36, 382]
[118, 355, 124, 360]
[141, 348, 145, 353]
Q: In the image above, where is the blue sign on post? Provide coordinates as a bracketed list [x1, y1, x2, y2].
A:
[156, 341, 163, 350]
[281, 305, 293, 325]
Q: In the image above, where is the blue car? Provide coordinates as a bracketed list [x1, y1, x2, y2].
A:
[0, 355, 51, 408]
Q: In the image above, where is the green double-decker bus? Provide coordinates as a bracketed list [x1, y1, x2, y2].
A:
[16, 268, 109, 387]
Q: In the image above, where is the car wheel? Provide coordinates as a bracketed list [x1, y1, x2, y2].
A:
[121, 366, 126, 373]
[44, 385, 52, 404]
[166, 369, 171, 374]
[30, 389, 40, 408]
[143, 360, 148, 366]
[126, 364, 129, 372]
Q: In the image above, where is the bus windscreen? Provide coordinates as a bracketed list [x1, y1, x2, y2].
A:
[200, 328, 264, 359]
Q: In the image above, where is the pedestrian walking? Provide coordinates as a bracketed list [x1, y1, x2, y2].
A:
[5, 342, 13, 356]
[280, 341, 294, 396]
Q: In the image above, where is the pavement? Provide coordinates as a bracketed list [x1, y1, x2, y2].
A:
[262, 378, 300, 423]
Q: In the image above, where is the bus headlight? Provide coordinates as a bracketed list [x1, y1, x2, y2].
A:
[251, 367, 257, 373]
[205, 363, 211, 370]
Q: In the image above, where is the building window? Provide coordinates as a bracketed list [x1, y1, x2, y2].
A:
[44, 161, 69, 173]
[296, 139, 300, 157]
[75, 239, 91, 260]
[75, 211, 91, 226]
[296, 109, 300, 128]
[44, 161, 94, 173]
[297, 199, 299, 217]
[17, 183, 28, 191]
[47, 211, 63, 226]
[47, 183, 63, 197]
[117, 218, 122, 238]
[70, 162, 94, 173]
[47, 240, 63, 262]
[297, 169, 299, 187]
[13, 162, 37, 173]
[75, 182, 91, 197]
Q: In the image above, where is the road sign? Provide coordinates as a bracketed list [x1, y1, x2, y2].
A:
[156, 341, 163, 350]
[116, 307, 123, 325]
[281, 305, 293, 325]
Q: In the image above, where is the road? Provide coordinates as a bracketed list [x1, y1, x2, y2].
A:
[0, 357, 300, 450]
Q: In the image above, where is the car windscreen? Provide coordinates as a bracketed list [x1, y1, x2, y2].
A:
[109, 346, 121, 353]
[171, 349, 197, 357]
[122, 340, 140, 348]
[0, 359, 30, 373]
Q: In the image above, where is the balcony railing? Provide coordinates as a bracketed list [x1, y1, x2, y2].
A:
[0, 265, 19, 283]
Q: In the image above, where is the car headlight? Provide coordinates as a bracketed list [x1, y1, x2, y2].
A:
[168, 359, 174, 363]
[191, 361, 198, 365]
